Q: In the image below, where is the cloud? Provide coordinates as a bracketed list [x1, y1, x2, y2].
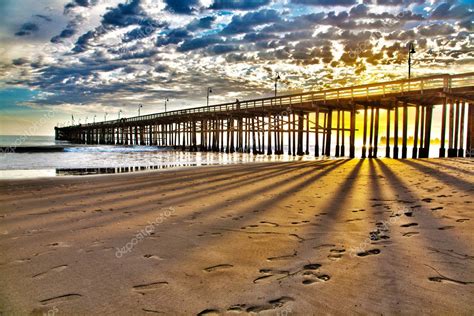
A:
[210, 0, 271, 10]
[164, 0, 200, 14]
[291, 0, 357, 6]
[15, 22, 39, 36]
[221, 9, 282, 34]
[177, 35, 224, 52]
[186, 16, 216, 31]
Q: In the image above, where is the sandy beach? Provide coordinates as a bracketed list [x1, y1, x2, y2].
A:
[0, 158, 473, 315]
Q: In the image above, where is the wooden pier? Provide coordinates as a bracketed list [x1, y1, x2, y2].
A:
[56, 73, 474, 158]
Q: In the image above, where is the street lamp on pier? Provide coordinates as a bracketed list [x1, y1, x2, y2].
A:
[138, 104, 143, 116]
[164, 98, 169, 112]
[206, 87, 213, 107]
[408, 42, 416, 79]
[274, 73, 281, 97]
[118, 109, 122, 119]
[104, 112, 108, 121]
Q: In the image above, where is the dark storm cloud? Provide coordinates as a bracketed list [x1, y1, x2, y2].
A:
[210, 0, 271, 10]
[291, 0, 357, 6]
[430, 3, 473, 20]
[207, 44, 240, 55]
[221, 9, 281, 34]
[156, 28, 190, 46]
[15, 22, 39, 36]
[164, 0, 200, 14]
[177, 35, 224, 52]
[51, 28, 76, 43]
[187, 16, 216, 31]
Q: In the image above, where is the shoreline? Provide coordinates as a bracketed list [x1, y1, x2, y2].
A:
[0, 158, 473, 314]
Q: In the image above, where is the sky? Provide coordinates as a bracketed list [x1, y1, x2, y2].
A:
[0, 0, 472, 135]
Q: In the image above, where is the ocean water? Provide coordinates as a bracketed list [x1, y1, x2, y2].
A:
[0, 135, 319, 179]
[0, 135, 447, 179]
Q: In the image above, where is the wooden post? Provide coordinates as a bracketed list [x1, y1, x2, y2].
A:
[305, 113, 310, 155]
[321, 112, 327, 156]
[447, 99, 454, 156]
[419, 106, 425, 157]
[288, 112, 292, 155]
[369, 106, 374, 158]
[267, 113, 272, 155]
[335, 109, 340, 157]
[297, 112, 304, 155]
[402, 102, 408, 159]
[459, 101, 465, 157]
[349, 107, 355, 158]
[422, 105, 433, 158]
[385, 108, 391, 158]
[292, 112, 296, 156]
[413, 104, 419, 159]
[374, 107, 380, 158]
[467, 103, 473, 157]
[362, 105, 368, 158]
[315, 108, 320, 157]
[325, 110, 332, 156]
[341, 110, 345, 157]
[453, 99, 460, 157]
[393, 102, 399, 159]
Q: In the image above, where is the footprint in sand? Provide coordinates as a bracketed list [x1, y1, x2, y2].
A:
[357, 249, 381, 257]
[400, 223, 418, 228]
[132, 282, 169, 295]
[403, 232, 419, 237]
[328, 248, 345, 261]
[456, 218, 470, 223]
[253, 270, 289, 284]
[301, 263, 330, 284]
[143, 254, 164, 260]
[438, 226, 455, 230]
[431, 207, 444, 211]
[40, 294, 82, 306]
[204, 264, 233, 272]
[197, 309, 220, 315]
[47, 242, 71, 248]
[245, 297, 294, 313]
[302, 272, 331, 284]
[32, 265, 68, 279]
[428, 276, 474, 285]
[267, 250, 298, 261]
[259, 221, 279, 227]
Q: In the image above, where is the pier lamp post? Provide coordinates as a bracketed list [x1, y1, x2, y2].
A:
[138, 104, 143, 116]
[274, 73, 281, 97]
[93, 115, 96, 123]
[207, 87, 213, 107]
[408, 42, 416, 79]
[118, 109, 122, 119]
[164, 98, 169, 112]
[104, 112, 108, 121]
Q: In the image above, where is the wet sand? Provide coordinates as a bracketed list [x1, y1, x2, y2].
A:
[0, 158, 473, 315]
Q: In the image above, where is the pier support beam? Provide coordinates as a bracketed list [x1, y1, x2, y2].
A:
[393, 102, 399, 159]
[362, 106, 368, 158]
[413, 104, 419, 159]
[325, 110, 332, 156]
[349, 107, 356, 159]
[467, 103, 473, 157]
[385, 108, 391, 158]
[402, 102, 408, 159]
[314, 108, 319, 157]
[297, 112, 304, 156]
[459, 101, 465, 157]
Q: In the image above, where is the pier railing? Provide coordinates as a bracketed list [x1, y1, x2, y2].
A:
[70, 72, 474, 128]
